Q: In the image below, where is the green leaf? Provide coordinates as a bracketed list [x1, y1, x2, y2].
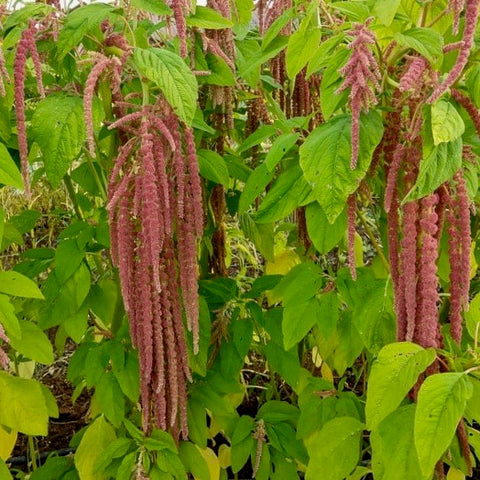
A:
[316, 290, 339, 340]
[415, 373, 473, 477]
[55, 239, 85, 284]
[320, 48, 349, 120]
[406, 137, 462, 202]
[273, 262, 323, 306]
[30, 95, 86, 188]
[131, 0, 171, 15]
[264, 133, 300, 171]
[231, 436, 254, 473]
[366, 342, 436, 429]
[300, 112, 383, 223]
[256, 164, 314, 223]
[394, 28, 443, 66]
[286, 27, 321, 80]
[9, 320, 54, 365]
[200, 54, 235, 87]
[0, 144, 23, 190]
[75, 416, 116, 480]
[232, 415, 255, 444]
[305, 417, 364, 480]
[179, 443, 210, 480]
[0, 270, 44, 299]
[371, 405, 424, 480]
[465, 293, 480, 341]
[0, 294, 21, 339]
[261, 7, 294, 50]
[93, 373, 125, 427]
[0, 372, 51, 435]
[466, 66, 480, 108]
[113, 350, 140, 403]
[431, 100, 465, 145]
[187, 6, 233, 29]
[283, 297, 320, 350]
[237, 124, 276, 153]
[133, 48, 198, 125]
[373, 0, 401, 25]
[306, 202, 346, 253]
[239, 164, 275, 215]
[57, 3, 120, 59]
[94, 438, 136, 474]
[0, 458, 12, 479]
[197, 149, 229, 186]
[116, 451, 136, 480]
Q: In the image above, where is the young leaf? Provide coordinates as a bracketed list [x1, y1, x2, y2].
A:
[286, 27, 321, 80]
[187, 6, 233, 29]
[373, 0, 402, 26]
[394, 28, 444, 66]
[0, 144, 23, 190]
[197, 150, 230, 187]
[0, 271, 44, 299]
[30, 95, 86, 188]
[133, 48, 198, 125]
[300, 112, 383, 223]
[306, 202, 346, 254]
[431, 100, 465, 145]
[365, 342, 436, 429]
[57, 3, 121, 59]
[9, 320, 54, 365]
[75, 416, 117, 480]
[414, 373, 473, 478]
[0, 373, 51, 436]
[305, 416, 364, 480]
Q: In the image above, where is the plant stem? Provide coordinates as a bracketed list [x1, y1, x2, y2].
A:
[357, 210, 390, 272]
[63, 174, 83, 220]
[28, 435, 37, 471]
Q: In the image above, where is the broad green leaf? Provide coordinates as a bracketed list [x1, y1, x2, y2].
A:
[415, 373, 473, 478]
[232, 415, 255, 445]
[283, 297, 320, 350]
[264, 133, 300, 171]
[300, 112, 383, 223]
[200, 54, 235, 87]
[231, 436, 254, 473]
[256, 164, 314, 223]
[55, 239, 85, 284]
[0, 294, 20, 339]
[371, 405, 424, 480]
[465, 293, 480, 342]
[113, 350, 140, 403]
[320, 48, 349, 120]
[233, 0, 253, 39]
[94, 438, 135, 474]
[30, 95, 85, 188]
[366, 342, 435, 429]
[316, 290, 339, 340]
[133, 48, 198, 125]
[197, 150, 230, 187]
[306, 202, 346, 253]
[57, 3, 120, 59]
[0, 270, 44, 299]
[187, 6, 233, 29]
[239, 214, 274, 261]
[237, 124, 276, 153]
[286, 28, 321, 80]
[330, 1, 370, 21]
[307, 33, 345, 77]
[131, 0, 171, 15]
[465, 377, 480, 424]
[261, 7, 294, 50]
[75, 416, 116, 480]
[0, 458, 12, 479]
[9, 321, 54, 365]
[179, 443, 210, 480]
[239, 164, 275, 214]
[353, 283, 395, 354]
[466, 66, 480, 108]
[273, 262, 323, 306]
[394, 28, 443, 66]
[94, 373, 125, 427]
[406, 137, 462, 201]
[0, 144, 23, 190]
[373, 0, 401, 25]
[0, 372, 51, 435]
[305, 416, 364, 480]
[431, 100, 465, 145]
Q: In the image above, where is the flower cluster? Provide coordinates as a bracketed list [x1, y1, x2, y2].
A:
[107, 102, 202, 437]
[337, 19, 381, 169]
[14, 20, 45, 199]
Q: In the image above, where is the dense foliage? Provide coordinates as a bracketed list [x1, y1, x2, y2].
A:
[1, 1, 480, 479]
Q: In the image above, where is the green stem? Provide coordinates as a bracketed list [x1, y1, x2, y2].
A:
[28, 435, 38, 471]
[63, 175, 83, 220]
[357, 210, 390, 273]
[85, 150, 107, 201]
